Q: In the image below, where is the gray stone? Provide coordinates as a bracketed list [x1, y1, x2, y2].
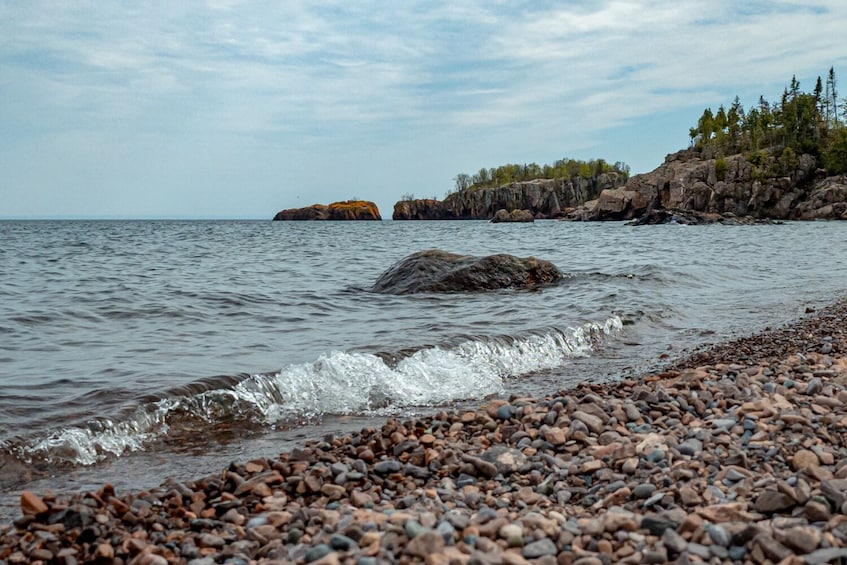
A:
[632, 483, 657, 499]
[805, 547, 847, 565]
[725, 468, 748, 482]
[404, 520, 426, 539]
[522, 538, 558, 558]
[711, 418, 737, 430]
[304, 544, 332, 563]
[706, 524, 731, 547]
[821, 479, 847, 509]
[662, 528, 688, 554]
[642, 515, 677, 536]
[478, 446, 528, 476]
[373, 460, 402, 474]
[678, 439, 702, 456]
[647, 449, 666, 463]
[805, 377, 823, 395]
[329, 534, 358, 551]
[687, 542, 711, 560]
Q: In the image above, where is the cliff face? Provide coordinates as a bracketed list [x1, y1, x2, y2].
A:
[274, 200, 382, 221]
[392, 174, 625, 220]
[581, 149, 847, 221]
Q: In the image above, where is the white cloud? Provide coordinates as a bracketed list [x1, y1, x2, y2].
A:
[1, 1, 846, 217]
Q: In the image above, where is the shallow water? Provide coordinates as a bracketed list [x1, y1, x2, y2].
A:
[1, 219, 845, 522]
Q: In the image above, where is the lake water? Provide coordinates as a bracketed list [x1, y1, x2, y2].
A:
[1, 219, 845, 522]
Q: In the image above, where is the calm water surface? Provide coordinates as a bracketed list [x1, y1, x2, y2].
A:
[1, 220, 845, 522]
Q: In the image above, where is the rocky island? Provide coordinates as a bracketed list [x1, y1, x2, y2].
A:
[273, 200, 382, 221]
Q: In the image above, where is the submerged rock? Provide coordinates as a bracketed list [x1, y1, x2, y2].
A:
[273, 200, 382, 221]
[369, 250, 563, 294]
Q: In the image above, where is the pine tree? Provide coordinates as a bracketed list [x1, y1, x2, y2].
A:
[830, 67, 839, 126]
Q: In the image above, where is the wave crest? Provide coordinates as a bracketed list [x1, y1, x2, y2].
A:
[13, 316, 622, 466]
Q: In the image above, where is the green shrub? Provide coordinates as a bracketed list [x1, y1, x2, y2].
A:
[715, 157, 729, 181]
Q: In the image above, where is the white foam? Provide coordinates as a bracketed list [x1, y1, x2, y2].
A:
[18, 316, 622, 465]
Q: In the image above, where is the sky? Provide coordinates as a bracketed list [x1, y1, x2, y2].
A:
[1, 1, 846, 219]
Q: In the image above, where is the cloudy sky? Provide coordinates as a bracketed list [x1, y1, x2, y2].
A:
[2, 1, 846, 219]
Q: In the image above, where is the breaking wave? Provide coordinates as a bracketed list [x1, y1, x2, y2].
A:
[10, 316, 622, 466]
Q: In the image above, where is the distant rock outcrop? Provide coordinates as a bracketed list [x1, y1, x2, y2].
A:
[369, 250, 563, 294]
[391, 199, 449, 220]
[392, 174, 625, 220]
[491, 209, 534, 223]
[274, 200, 382, 221]
[627, 208, 782, 226]
[567, 149, 847, 221]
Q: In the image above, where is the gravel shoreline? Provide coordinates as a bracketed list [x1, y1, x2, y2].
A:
[2, 298, 846, 564]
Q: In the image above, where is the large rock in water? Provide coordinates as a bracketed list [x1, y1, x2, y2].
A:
[491, 209, 535, 223]
[273, 200, 381, 221]
[370, 250, 563, 294]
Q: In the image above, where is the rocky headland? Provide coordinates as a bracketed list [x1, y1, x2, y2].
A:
[273, 201, 382, 221]
[571, 148, 847, 222]
[3, 297, 847, 564]
[392, 149, 847, 223]
[369, 250, 562, 294]
[392, 174, 625, 221]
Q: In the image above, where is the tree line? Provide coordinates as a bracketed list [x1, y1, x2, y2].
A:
[450, 158, 631, 195]
[689, 67, 847, 175]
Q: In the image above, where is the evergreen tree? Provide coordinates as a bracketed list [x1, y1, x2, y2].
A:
[828, 67, 839, 126]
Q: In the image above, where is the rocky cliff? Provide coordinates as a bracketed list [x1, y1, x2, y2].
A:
[392, 174, 625, 220]
[575, 149, 847, 221]
[273, 200, 382, 221]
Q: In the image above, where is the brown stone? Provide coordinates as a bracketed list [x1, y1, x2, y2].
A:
[774, 525, 822, 554]
[793, 449, 820, 471]
[406, 531, 446, 558]
[20, 491, 48, 515]
[544, 427, 568, 445]
[572, 411, 605, 434]
[94, 543, 115, 561]
[754, 490, 796, 514]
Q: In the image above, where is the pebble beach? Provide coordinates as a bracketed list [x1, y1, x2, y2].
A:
[2, 298, 847, 565]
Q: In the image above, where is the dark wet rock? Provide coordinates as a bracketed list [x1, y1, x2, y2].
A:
[370, 250, 562, 294]
[641, 514, 678, 536]
[491, 209, 535, 223]
[627, 207, 780, 226]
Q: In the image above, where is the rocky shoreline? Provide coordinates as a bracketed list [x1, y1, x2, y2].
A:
[2, 299, 847, 564]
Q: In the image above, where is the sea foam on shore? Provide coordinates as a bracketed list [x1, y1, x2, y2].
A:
[1, 298, 846, 564]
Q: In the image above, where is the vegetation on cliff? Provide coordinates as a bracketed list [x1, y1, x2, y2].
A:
[689, 67, 847, 175]
[450, 157, 631, 195]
